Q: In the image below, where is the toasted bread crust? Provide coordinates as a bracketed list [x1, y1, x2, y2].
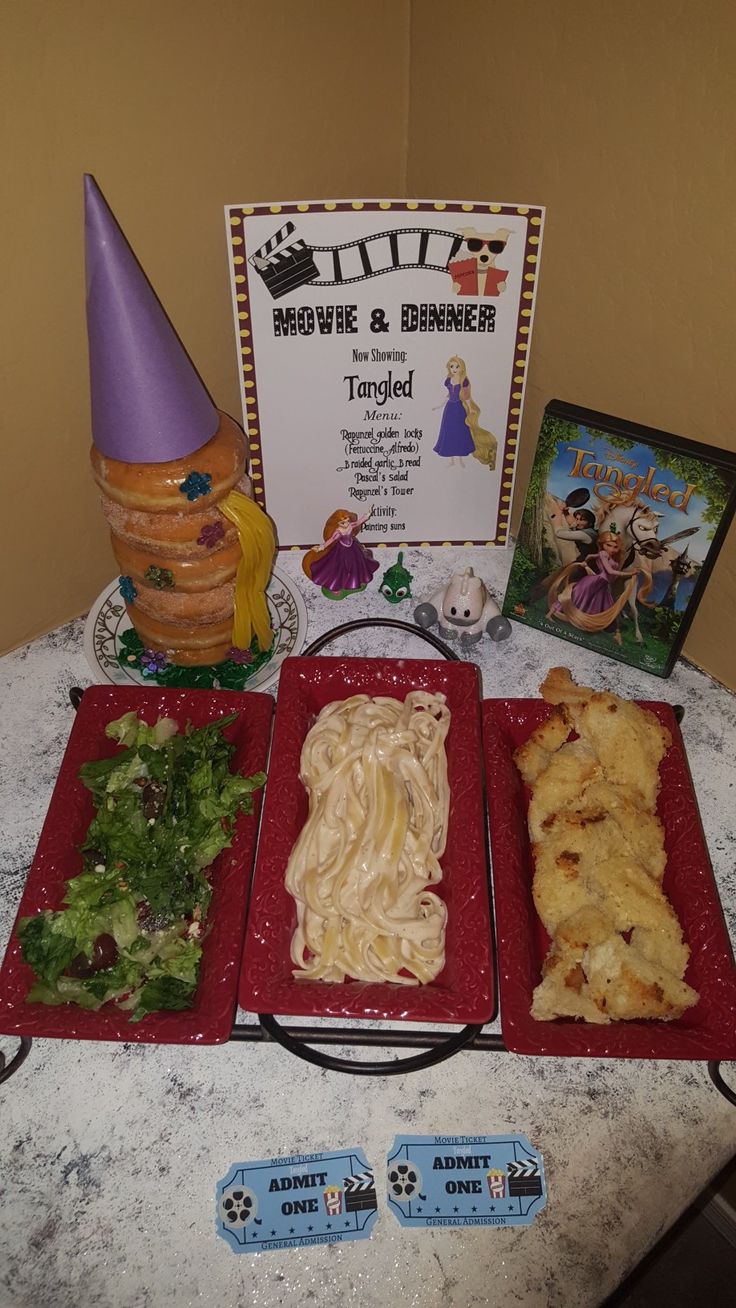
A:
[513, 707, 571, 785]
[520, 667, 696, 1024]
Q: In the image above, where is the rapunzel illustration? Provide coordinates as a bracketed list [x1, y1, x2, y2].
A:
[302, 508, 379, 599]
[546, 529, 641, 646]
[433, 357, 497, 469]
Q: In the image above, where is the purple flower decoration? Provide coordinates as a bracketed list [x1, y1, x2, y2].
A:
[140, 648, 168, 677]
[118, 575, 137, 603]
[227, 645, 254, 665]
[197, 520, 226, 549]
[179, 471, 212, 502]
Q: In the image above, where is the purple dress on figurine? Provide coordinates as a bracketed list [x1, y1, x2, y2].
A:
[310, 531, 379, 592]
[434, 378, 475, 457]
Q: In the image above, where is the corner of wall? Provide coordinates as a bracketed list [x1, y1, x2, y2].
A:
[401, 0, 414, 194]
[404, 0, 416, 194]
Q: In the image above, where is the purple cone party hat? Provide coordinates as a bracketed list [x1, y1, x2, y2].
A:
[84, 174, 218, 463]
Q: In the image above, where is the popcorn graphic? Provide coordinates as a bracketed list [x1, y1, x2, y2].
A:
[487, 1169, 507, 1199]
[323, 1185, 343, 1216]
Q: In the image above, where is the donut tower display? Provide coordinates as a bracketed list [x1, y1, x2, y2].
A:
[84, 176, 275, 668]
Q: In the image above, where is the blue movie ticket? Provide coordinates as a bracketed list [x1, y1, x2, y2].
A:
[387, 1135, 547, 1229]
[216, 1149, 378, 1253]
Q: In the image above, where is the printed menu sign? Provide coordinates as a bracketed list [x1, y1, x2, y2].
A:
[225, 199, 544, 547]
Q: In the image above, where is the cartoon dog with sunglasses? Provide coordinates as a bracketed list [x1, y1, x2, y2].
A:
[449, 227, 511, 296]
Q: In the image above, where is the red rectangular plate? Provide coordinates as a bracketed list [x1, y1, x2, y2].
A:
[239, 656, 493, 1024]
[0, 686, 273, 1044]
[482, 698, 736, 1059]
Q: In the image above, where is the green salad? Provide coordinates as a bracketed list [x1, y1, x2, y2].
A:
[18, 710, 265, 1021]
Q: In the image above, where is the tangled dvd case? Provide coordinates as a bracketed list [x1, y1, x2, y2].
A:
[503, 400, 736, 676]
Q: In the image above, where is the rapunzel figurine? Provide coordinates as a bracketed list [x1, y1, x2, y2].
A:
[302, 508, 379, 599]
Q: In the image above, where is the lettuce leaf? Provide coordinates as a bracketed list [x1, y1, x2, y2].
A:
[18, 913, 79, 984]
[129, 975, 197, 1021]
[105, 711, 178, 749]
[20, 710, 265, 1021]
[28, 977, 103, 1009]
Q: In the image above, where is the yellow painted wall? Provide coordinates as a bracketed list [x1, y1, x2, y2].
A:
[0, 0, 410, 650]
[2, 0, 734, 686]
[408, 0, 736, 687]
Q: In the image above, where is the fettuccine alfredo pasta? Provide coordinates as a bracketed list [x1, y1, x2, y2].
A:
[285, 692, 451, 985]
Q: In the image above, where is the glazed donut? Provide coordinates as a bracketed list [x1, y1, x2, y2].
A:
[129, 580, 235, 626]
[91, 411, 246, 513]
[126, 607, 234, 667]
[111, 534, 242, 592]
[99, 489, 247, 558]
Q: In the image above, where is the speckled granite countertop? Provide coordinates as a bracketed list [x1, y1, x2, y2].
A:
[2, 547, 735, 1308]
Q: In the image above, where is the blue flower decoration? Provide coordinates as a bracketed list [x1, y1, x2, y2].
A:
[179, 471, 212, 502]
[119, 575, 137, 603]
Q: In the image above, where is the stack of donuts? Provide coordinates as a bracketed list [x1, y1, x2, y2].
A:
[92, 412, 250, 666]
[83, 174, 275, 669]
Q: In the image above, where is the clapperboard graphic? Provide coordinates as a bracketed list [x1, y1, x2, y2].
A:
[507, 1159, 544, 1199]
[249, 221, 319, 299]
[343, 1169, 377, 1213]
[249, 221, 466, 300]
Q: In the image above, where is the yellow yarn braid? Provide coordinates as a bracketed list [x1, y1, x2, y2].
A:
[219, 490, 276, 653]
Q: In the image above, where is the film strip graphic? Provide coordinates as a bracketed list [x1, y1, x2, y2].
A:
[249, 221, 466, 300]
[229, 201, 544, 545]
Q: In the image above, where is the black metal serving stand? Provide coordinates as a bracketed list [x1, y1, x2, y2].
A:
[1, 619, 733, 1104]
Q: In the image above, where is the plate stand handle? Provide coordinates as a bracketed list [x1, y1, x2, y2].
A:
[258, 1013, 484, 1076]
[302, 617, 461, 660]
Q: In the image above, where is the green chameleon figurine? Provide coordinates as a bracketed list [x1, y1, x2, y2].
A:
[378, 552, 413, 604]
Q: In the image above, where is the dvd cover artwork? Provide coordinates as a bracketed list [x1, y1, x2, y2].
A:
[503, 402, 736, 676]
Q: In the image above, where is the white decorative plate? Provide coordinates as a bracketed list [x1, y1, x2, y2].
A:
[83, 568, 307, 693]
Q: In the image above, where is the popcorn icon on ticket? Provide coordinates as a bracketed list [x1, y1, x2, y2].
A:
[323, 1185, 343, 1216]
